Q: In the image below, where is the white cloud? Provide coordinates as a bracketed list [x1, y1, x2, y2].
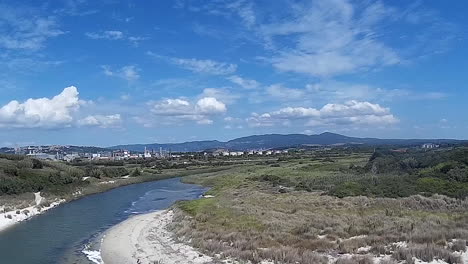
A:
[305, 81, 449, 102]
[78, 114, 122, 128]
[170, 57, 237, 75]
[227, 75, 260, 89]
[196, 97, 227, 114]
[148, 53, 237, 75]
[247, 100, 398, 127]
[226, 0, 256, 28]
[200, 88, 240, 104]
[197, 119, 213, 125]
[146, 97, 227, 126]
[0, 86, 81, 128]
[260, 0, 400, 77]
[266, 84, 306, 101]
[0, 4, 64, 50]
[86, 30, 124, 40]
[102, 65, 140, 81]
[151, 99, 192, 116]
[86, 30, 147, 45]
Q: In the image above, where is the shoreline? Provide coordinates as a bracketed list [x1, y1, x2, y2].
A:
[101, 209, 213, 264]
[0, 192, 65, 233]
[0, 166, 232, 234]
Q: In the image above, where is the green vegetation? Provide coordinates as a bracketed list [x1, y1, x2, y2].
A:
[0, 153, 239, 210]
[174, 147, 468, 264]
[0, 154, 87, 195]
[328, 149, 468, 199]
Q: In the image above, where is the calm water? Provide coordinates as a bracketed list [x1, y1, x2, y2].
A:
[0, 177, 207, 264]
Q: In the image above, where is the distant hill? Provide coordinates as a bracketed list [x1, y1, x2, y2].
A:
[110, 140, 225, 152]
[110, 132, 465, 152]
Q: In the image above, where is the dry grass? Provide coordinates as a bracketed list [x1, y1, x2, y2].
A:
[393, 244, 463, 263]
[172, 160, 468, 264]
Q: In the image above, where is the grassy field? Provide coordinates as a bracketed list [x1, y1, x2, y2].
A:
[174, 151, 468, 264]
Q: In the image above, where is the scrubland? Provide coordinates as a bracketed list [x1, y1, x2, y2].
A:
[175, 149, 468, 264]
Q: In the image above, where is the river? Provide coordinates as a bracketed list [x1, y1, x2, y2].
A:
[0, 177, 207, 264]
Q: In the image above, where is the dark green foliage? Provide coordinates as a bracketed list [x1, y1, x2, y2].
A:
[257, 174, 291, 187]
[32, 159, 43, 169]
[3, 164, 18, 176]
[131, 168, 141, 177]
[0, 157, 87, 195]
[331, 148, 468, 199]
[331, 182, 364, 198]
[0, 153, 25, 161]
[100, 167, 129, 178]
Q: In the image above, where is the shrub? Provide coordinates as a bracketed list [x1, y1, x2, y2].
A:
[32, 159, 43, 169]
[330, 182, 364, 198]
[131, 168, 141, 177]
[451, 240, 467, 252]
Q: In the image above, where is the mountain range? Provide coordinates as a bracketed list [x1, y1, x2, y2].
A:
[109, 132, 465, 152]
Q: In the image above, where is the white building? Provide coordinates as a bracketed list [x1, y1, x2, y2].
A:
[144, 147, 152, 158]
[422, 143, 439, 149]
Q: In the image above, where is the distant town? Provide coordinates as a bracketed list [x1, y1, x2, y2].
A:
[0, 141, 444, 162]
[1, 145, 293, 162]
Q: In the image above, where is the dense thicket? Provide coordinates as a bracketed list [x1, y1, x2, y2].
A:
[0, 157, 138, 195]
[329, 148, 468, 199]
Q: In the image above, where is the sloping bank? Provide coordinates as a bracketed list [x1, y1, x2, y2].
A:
[0, 166, 233, 233]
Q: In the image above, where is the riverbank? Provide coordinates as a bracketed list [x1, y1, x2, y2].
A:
[101, 209, 214, 264]
[0, 166, 234, 233]
[0, 192, 64, 232]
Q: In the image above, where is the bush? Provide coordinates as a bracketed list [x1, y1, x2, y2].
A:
[131, 168, 141, 177]
[32, 159, 43, 169]
[331, 182, 364, 198]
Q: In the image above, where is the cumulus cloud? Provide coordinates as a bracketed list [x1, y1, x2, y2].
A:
[200, 88, 240, 104]
[227, 75, 260, 89]
[102, 65, 140, 81]
[151, 99, 192, 116]
[78, 114, 122, 128]
[146, 97, 227, 126]
[0, 86, 81, 128]
[247, 100, 398, 127]
[196, 97, 227, 113]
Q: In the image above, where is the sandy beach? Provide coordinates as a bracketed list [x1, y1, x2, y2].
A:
[101, 210, 214, 264]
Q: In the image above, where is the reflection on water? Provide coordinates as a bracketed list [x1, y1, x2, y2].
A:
[0, 177, 207, 264]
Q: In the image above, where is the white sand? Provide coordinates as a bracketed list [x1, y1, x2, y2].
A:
[101, 210, 214, 264]
[0, 192, 64, 232]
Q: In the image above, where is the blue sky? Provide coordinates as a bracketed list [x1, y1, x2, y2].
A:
[0, 0, 467, 147]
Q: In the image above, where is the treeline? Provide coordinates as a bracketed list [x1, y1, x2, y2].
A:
[0, 155, 141, 195]
[329, 148, 468, 199]
[0, 156, 87, 195]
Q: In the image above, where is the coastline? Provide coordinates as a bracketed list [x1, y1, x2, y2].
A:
[101, 209, 213, 264]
